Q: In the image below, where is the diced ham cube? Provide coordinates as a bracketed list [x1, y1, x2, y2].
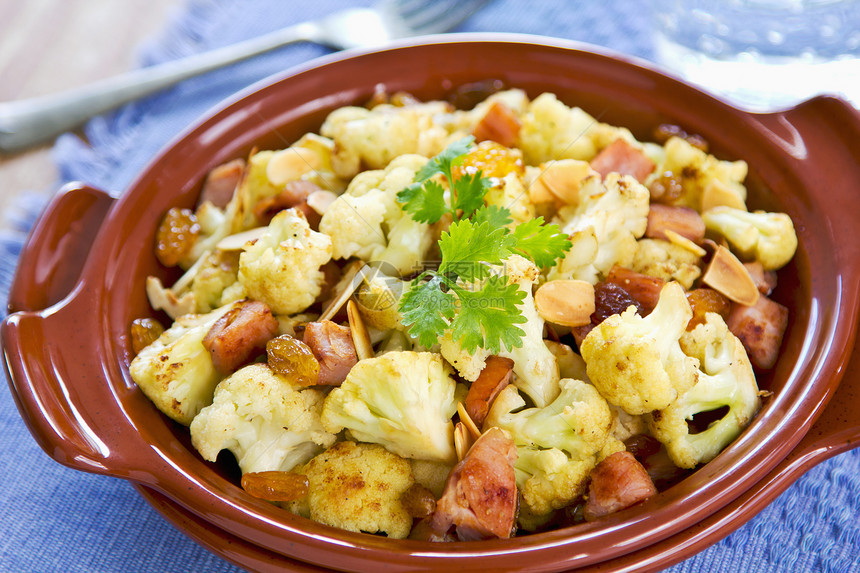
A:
[472, 101, 521, 148]
[203, 300, 278, 373]
[605, 266, 665, 315]
[253, 180, 323, 228]
[583, 451, 658, 521]
[198, 158, 245, 209]
[302, 320, 358, 385]
[727, 294, 789, 370]
[430, 427, 518, 540]
[744, 261, 778, 295]
[590, 139, 655, 183]
[645, 204, 706, 243]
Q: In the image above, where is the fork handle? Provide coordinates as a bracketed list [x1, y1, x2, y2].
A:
[0, 20, 321, 153]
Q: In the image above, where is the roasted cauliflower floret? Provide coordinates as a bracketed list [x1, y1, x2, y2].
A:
[518, 93, 602, 164]
[190, 250, 242, 312]
[551, 173, 650, 282]
[580, 281, 699, 415]
[441, 255, 561, 408]
[649, 313, 762, 469]
[321, 351, 459, 463]
[646, 136, 748, 211]
[409, 458, 454, 499]
[189, 363, 336, 474]
[320, 101, 454, 177]
[609, 404, 650, 443]
[130, 303, 234, 425]
[234, 135, 344, 229]
[145, 275, 197, 320]
[703, 206, 798, 271]
[238, 208, 332, 315]
[484, 378, 618, 520]
[546, 227, 600, 284]
[484, 172, 537, 225]
[286, 441, 416, 539]
[632, 238, 703, 289]
[318, 154, 434, 276]
[145, 249, 243, 320]
[181, 136, 340, 266]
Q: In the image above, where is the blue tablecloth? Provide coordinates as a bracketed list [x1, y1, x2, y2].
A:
[1, 1, 858, 571]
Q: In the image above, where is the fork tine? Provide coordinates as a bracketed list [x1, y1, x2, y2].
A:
[411, 0, 491, 35]
[388, 0, 492, 36]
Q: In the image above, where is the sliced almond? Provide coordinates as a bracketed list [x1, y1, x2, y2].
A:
[319, 261, 366, 322]
[702, 245, 760, 306]
[346, 299, 374, 361]
[528, 175, 558, 204]
[172, 249, 213, 293]
[266, 146, 321, 186]
[306, 189, 339, 215]
[454, 422, 475, 462]
[535, 159, 596, 205]
[665, 229, 707, 257]
[701, 179, 747, 212]
[216, 227, 268, 251]
[457, 402, 482, 441]
[535, 279, 596, 327]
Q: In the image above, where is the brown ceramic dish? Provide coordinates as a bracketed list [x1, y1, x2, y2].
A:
[3, 35, 860, 572]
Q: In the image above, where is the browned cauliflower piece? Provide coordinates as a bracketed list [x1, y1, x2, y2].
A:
[286, 441, 416, 539]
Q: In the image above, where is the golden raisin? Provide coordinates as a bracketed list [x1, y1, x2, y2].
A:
[648, 171, 685, 205]
[266, 334, 320, 385]
[653, 124, 709, 152]
[241, 471, 309, 502]
[130, 317, 165, 355]
[686, 288, 732, 330]
[400, 483, 437, 519]
[155, 207, 200, 267]
[455, 140, 524, 180]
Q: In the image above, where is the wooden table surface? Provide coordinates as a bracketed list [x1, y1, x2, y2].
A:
[0, 0, 183, 230]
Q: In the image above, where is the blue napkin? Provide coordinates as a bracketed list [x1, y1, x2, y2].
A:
[1, 1, 857, 572]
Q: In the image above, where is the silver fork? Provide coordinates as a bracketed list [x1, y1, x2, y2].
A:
[0, 0, 490, 153]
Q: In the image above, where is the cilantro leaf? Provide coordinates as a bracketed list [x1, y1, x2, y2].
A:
[431, 136, 474, 178]
[451, 169, 490, 218]
[411, 135, 474, 184]
[397, 136, 478, 224]
[396, 138, 571, 354]
[510, 217, 572, 268]
[438, 219, 514, 282]
[396, 179, 448, 223]
[398, 274, 456, 348]
[471, 205, 513, 228]
[450, 275, 527, 354]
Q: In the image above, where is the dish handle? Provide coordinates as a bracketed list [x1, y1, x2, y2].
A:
[752, 94, 860, 472]
[2, 182, 124, 474]
[6, 182, 114, 314]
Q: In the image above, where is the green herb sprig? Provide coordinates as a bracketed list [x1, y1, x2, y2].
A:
[396, 139, 571, 353]
[396, 136, 489, 224]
